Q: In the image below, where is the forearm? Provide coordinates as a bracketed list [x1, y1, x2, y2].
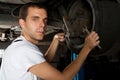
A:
[62, 46, 91, 80]
[44, 33, 65, 62]
[44, 37, 59, 62]
[62, 31, 100, 79]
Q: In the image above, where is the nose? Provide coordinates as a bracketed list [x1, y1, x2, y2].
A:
[40, 20, 46, 27]
[39, 19, 47, 31]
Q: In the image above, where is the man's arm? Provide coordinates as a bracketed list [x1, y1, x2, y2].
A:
[44, 33, 65, 62]
[29, 31, 100, 80]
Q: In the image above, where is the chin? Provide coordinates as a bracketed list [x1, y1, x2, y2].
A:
[37, 35, 44, 40]
[38, 37, 44, 40]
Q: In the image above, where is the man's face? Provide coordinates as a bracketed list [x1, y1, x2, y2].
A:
[20, 7, 47, 44]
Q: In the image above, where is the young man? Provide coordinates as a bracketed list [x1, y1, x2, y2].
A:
[0, 2, 100, 80]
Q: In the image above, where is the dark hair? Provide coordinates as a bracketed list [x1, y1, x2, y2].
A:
[19, 2, 47, 20]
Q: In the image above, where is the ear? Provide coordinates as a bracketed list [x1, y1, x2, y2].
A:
[19, 19, 25, 29]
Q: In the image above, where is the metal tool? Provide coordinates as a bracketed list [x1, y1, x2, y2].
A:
[84, 25, 102, 49]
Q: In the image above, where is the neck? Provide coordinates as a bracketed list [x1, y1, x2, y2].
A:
[21, 33, 39, 45]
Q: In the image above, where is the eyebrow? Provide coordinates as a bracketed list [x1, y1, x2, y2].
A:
[31, 16, 40, 19]
[31, 16, 48, 20]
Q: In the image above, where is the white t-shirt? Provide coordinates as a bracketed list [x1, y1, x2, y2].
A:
[0, 36, 46, 80]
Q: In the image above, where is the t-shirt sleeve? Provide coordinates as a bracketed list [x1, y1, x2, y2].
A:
[11, 46, 46, 72]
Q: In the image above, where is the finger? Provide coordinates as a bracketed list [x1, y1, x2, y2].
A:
[96, 40, 100, 46]
[88, 31, 96, 37]
[90, 32, 99, 40]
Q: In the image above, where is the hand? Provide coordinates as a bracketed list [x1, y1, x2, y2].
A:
[84, 31, 100, 50]
[54, 33, 65, 42]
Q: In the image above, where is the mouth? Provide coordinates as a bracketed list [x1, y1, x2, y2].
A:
[37, 31, 45, 35]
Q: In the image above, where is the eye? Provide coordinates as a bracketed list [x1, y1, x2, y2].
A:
[32, 18, 39, 21]
[31, 16, 40, 21]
